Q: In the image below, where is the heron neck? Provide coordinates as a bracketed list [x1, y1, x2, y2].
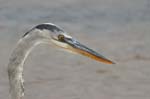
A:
[8, 36, 40, 99]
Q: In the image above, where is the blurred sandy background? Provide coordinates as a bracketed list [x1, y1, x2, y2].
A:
[0, 0, 150, 99]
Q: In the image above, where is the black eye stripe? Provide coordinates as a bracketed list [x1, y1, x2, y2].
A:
[22, 28, 34, 37]
[23, 24, 64, 37]
[35, 24, 64, 32]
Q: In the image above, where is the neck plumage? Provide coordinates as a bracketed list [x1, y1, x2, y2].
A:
[8, 35, 40, 99]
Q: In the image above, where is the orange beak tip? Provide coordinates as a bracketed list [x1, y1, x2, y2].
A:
[109, 61, 116, 64]
[103, 60, 116, 64]
[105, 59, 116, 64]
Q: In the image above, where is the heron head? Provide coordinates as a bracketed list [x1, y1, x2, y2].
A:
[24, 23, 115, 64]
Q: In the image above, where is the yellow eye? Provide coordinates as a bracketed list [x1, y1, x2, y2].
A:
[58, 34, 65, 41]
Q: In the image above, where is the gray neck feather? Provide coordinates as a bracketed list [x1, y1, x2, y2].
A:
[8, 34, 42, 99]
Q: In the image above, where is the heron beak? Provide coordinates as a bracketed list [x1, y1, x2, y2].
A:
[62, 37, 115, 64]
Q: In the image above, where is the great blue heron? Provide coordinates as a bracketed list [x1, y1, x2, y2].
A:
[8, 23, 115, 99]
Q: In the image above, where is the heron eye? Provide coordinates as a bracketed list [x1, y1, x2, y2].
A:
[58, 34, 65, 41]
